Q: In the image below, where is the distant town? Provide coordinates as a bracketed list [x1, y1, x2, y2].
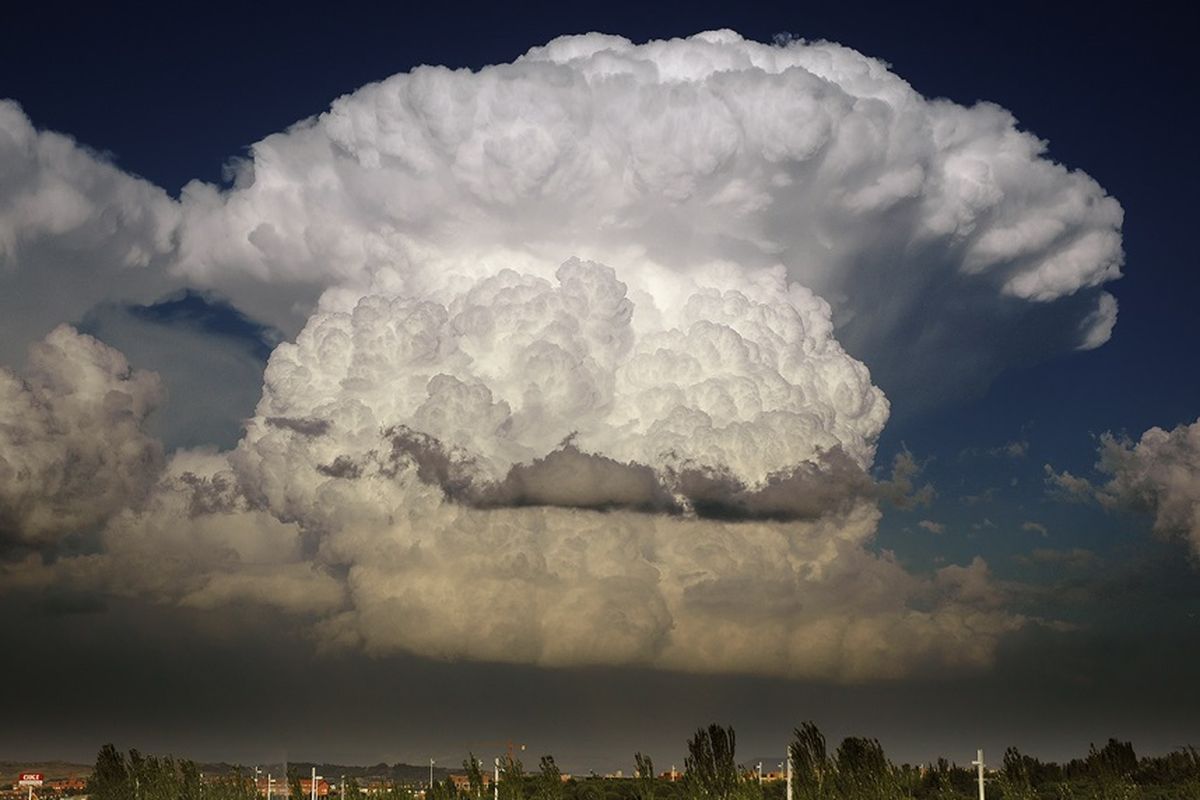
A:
[4, 722, 1199, 800]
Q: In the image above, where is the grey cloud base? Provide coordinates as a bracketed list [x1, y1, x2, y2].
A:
[0, 260, 1023, 680]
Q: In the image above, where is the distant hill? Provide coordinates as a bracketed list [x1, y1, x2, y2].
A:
[0, 762, 92, 785]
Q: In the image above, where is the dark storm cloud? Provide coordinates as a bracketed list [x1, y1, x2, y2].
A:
[1, 561, 1198, 769]
[674, 448, 872, 521]
[384, 426, 675, 515]
[382, 428, 931, 523]
[487, 445, 679, 514]
[266, 417, 332, 438]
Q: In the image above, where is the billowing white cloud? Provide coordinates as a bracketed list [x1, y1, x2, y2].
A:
[0, 326, 165, 547]
[0, 29, 1126, 680]
[0, 100, 180, 367]
[237, 258, 886, 505]
[168, 31, 1123, 404]
[1, 31, 1124, 412]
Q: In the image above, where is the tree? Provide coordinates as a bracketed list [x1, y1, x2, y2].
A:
[178, 759, 202, 800]
[430, 777, 459, 800]
[788, 723, 829, 800]
[499, 752, 526, 800]
[89, 744, 130, 800]
[685, 724, 739, 800]
[289, 772, 306, 800]
[833, 737, 900, 799]
[634, 753, 656, 800]
[537, 756, 563, 800]
[464, 754, 487, 800]
[1087, 739, 1137, 779]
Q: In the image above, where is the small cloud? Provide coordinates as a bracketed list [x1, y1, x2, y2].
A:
[959, 437, 1030, 460]
[1001, 440, 1030, 458]
[1044, 464, 1095, 500]
[963, 487, 999, 506]
[972, 518, 997, 531]
[918, 520, 946, 534]
[1014, 547, 1099, 570]
[1021, 521, 1049, 537]
[877, 447, 936, 510]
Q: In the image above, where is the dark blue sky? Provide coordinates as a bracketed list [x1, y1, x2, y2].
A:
[2, 0, 1198, 769]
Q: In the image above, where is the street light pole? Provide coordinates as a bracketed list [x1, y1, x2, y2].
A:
[971, 750, 985, 800]
[494, 758, 500, 800]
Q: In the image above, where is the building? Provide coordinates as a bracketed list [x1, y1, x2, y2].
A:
[448, 773, 494, 792]
[251, 777, 331, 797]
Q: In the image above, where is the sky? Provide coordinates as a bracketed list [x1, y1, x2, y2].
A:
[1, 0, 1199, 775]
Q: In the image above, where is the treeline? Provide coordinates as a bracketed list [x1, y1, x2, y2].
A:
[88, 745, 257, 800]
[777, 722, 1200, 799]
[86, 723, 1200, 800]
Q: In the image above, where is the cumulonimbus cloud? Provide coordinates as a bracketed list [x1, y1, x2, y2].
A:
[0, 29, 1125, 679]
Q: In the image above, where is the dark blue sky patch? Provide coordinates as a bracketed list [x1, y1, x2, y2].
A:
[125, 289, 281, 362]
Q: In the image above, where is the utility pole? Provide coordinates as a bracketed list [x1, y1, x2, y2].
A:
[757, 762, 763, 786]
[268, 775, 275, 800]
[785, 751, 792, 800]
[430, 759, 435, 790]
[971, 750, 985, 800]
[341, 775, 345, 800]
[493, 758, 500, 800]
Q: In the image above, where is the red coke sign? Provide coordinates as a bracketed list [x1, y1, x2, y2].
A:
[18, 774, 44, 787]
